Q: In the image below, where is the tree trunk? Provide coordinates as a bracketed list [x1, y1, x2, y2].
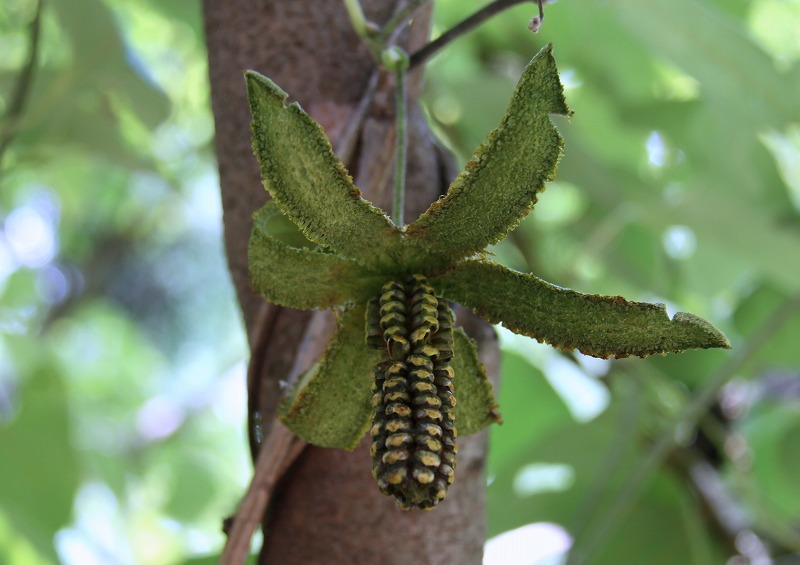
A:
[203, 2, 499, 562]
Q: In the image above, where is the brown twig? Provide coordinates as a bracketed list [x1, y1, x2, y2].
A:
[409, 0, 547, 69]
[334, 70, 380, 164]
[246, 302, 281, 460]
[226, 302, 306, 565]
[220, 421, 306, 565]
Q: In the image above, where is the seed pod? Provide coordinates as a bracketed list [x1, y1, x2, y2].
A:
[367, 275, 459, 510]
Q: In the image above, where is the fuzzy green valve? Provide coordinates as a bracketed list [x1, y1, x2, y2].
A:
[245, 44, 729, 512]
[367, 276, 458, 509]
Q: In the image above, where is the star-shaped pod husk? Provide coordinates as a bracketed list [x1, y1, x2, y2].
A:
[245, 44, 730, 509]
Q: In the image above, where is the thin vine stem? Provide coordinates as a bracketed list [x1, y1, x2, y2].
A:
[342, 0, 385, 62]
[409, 0, 546, 69]
[568, 290, 800, 564]
[385, 47, 409, 226]
[342, 0, 369, 38]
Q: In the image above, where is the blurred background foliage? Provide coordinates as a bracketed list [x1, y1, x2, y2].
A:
[0, 0, 798, 563]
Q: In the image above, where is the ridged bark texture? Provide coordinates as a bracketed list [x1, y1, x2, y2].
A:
[203, 1, 499, 563]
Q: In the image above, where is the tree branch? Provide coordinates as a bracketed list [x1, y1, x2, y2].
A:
[204, 3, 498, 562]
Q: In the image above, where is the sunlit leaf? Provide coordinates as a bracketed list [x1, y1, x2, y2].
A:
[612, 0, 798, 126]
[165, 455, 217, 521]
[51, 0, 170, 127]
[733, 282, 800, 369]
[0, 365, 79, 562]
[741, 404, 800, 522]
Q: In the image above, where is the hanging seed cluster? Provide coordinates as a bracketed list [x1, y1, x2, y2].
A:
[366, 275, 457, 510]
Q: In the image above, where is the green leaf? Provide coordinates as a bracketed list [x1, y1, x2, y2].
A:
[403, 44, 571, 272]
[488, 352, 572, 473]
[733, 282, 800, 370]
[0, 365, 79, 562]
[249, 203, 386, 309]
[51, 0, 170, 128]
[432, 260, 730, 359]
[611, 0, 798, 128]
[279, 304, 384, 449]
[742, 403, 800, 522]
[487, 402, 723, 563]
[165, 455, 217, 521]
[246, 71, 403, 269]
[452, 328, 501, 435]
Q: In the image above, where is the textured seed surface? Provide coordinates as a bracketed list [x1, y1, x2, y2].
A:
[368, 275, 458, 510]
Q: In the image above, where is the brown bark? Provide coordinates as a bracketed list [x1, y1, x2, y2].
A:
[203, 2, 499, 562]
